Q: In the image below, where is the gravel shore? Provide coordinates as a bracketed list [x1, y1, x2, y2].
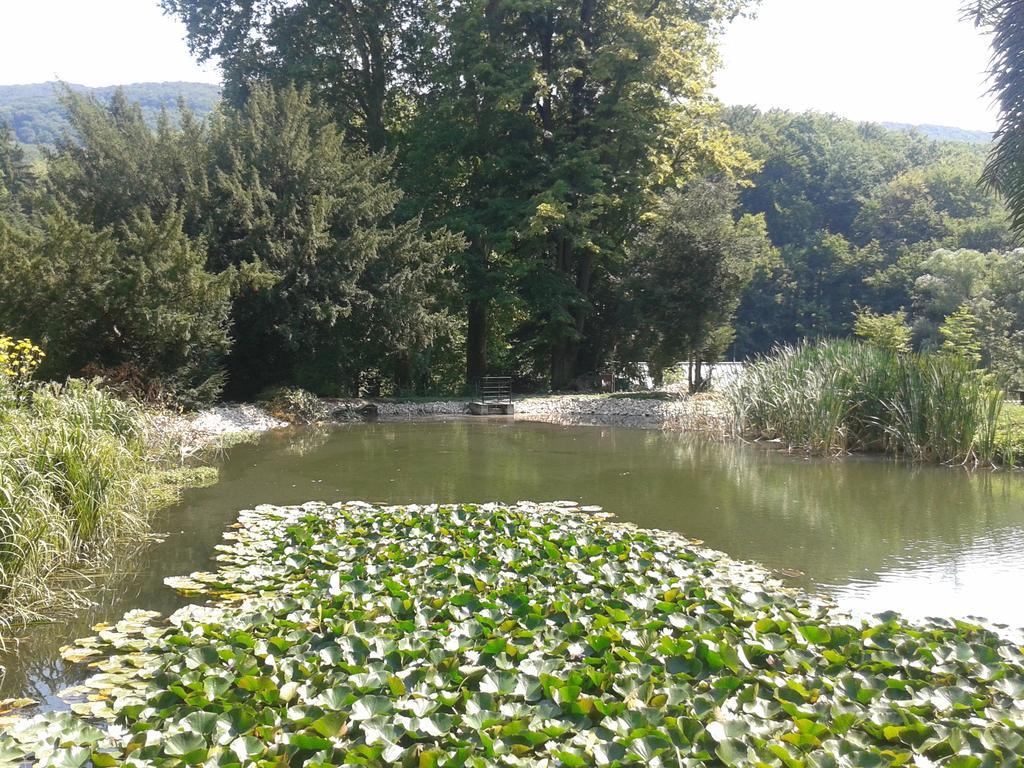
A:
[376, 393, 733, 435]
[150, 404, 289, 459]
[156, 392, 733, 459]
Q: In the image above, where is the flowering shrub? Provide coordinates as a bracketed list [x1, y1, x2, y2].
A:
[0, 336, 44, 404]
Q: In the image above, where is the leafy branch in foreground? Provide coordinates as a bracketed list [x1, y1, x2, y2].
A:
[971, 0, 1024, 235]
[3, 501, 1022, 766]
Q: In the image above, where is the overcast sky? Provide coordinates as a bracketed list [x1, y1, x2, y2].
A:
[0, 0, 1000, 131]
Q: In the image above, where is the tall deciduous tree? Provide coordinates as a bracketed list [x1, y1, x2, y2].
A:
[492, 0, 752, 388]
[159, 0, 437, 152]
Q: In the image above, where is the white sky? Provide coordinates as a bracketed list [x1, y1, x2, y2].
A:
[0, 0, 1000, 131]
[716, 0, 999, 131]
[0, 0, 220, 86]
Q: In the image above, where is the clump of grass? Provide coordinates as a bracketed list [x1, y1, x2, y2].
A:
[731, 339, 1004, 465]
[0, 379, 155, 626]
[995, 402, 1024, 466]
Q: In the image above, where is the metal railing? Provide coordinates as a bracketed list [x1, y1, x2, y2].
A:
[478, 376, 512, 404]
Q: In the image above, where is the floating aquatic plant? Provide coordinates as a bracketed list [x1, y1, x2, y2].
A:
[2, 501, 1023, 767]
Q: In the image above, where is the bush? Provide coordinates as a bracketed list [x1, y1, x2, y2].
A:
[0, 210, 233, 405]
[731, 339, 1003, 464]
[257, 386, 324, 424]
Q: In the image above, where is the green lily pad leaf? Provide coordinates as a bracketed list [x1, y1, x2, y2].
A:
[351, 696, 393, 721]
[229, 736, 264, 761]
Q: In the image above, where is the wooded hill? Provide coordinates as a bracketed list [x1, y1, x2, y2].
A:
[0, 82, 220, 147]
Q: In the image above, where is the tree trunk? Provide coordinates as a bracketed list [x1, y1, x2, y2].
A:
[551, 342, 574, 391]
[689, 353, 706, 394]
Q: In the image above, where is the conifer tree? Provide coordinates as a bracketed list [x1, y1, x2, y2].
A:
[204, 86, 461, 396]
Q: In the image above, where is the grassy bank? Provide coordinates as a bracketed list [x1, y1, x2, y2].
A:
[0, 375, 218, 628]
[3, 501, 1023, 765]
[731, 340, 1007, 465]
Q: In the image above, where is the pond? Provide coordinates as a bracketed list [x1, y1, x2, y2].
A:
[4, 416, 1024, 705]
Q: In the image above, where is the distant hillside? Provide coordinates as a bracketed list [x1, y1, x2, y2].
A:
[0, 81, 221, 147]
[881, 121, 993, 145]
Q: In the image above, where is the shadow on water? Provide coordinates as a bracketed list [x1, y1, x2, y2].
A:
[5, 417, 1024, 701]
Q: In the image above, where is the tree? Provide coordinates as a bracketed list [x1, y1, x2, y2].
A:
[970, 0, 1024, 234]
[500, 0, 753, 388]
[854, 308, 912, 354]
[939, 304, 983, 366]
[37, 85, 462, 398]
[626, 179, 770, 388]
[852, 170, 947, 247]
[0, 209, 234, 403]
[47, 87, 209, 234]
[396, 3, 544, 387]
[159, 0, 437, 152]
[729, 107, 1011, 358]
[910, 248, 990, 346]
[203, 86, 462, 396]
[0, 121, 33, 217]
[165, 0, 756, 390]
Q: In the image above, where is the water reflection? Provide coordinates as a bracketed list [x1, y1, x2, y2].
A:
[4, 418, 1024, 701]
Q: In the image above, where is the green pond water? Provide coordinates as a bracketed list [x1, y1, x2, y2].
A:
[4, 416, 1024, 706]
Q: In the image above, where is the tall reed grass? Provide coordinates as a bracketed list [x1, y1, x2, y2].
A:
[0, 379, 153, 625]
[730, 340, 1004, 465]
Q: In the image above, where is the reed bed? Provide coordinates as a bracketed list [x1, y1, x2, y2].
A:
[0, 379, 154, 627]
[730, 339, 1005, 465]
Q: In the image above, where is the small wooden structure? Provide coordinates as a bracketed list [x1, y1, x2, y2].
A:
[470, 376, 514, 415]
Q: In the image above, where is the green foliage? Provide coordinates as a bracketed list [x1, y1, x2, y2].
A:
[971, 0, 1024, 234]
[47, 86, 210, 232]
[939, 304, 983, 366]
[159, 0, 430, 152]
[908, 248, 1024, 385]
[203, 86, 462, 397]
[257, 387, 325, 424]
[626, 179, 770, 383]
[163, 0, 757, 390]
[0, 121, 34, 217]
[0, 208, 234, 405]
[730, 108, 1012, 357]
[996, 401, 1024, 465]
[6, 85, 462, 400]
[853, 308, 912, 353]
[732, 339, 1003, 464]
[6, 500, 1024, 764]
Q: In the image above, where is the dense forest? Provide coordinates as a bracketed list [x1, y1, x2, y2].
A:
[0, 81, 220, 148]
[1, 0, 1021, 400]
